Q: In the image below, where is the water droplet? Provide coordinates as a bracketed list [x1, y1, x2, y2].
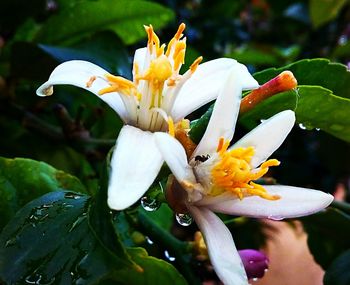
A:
[5, 236, 17, 247]
[64, 192, 82, 199]
[164, 250, 176, 261]
[264, 268, 269, 272]
[260, 119, 266, 123]
[315, 128, 320, 131]
[252, 277, 258, 282]
[25, 273, 42, 284]
[145, 236, 154, 244]
[175, 213, 193, 226]
[141, 196, 160, 212]
[267, 215, 284, 221]
[298, 123, 306, 130]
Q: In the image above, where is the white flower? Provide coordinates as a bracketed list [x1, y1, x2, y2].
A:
[36, 24, 259, 210]
[154, 68, 333, 285]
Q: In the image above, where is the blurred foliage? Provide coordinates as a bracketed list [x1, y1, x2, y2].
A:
[1, 0, 350, 284]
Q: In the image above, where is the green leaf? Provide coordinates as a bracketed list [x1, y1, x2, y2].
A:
[324, 249, 350, 285]
[35, 0, 175, 45]
[38, 31, 131, 78]
[309, 0, 347, 28]
[241, 85, 350, 142]
[253, 58, 350, 100]
[111, 247, 188, 285]
[0, 157, 86, 229]
[294, 86, 350, 141]
[302, 207, 350, 270]
[0, 191, 99, 284]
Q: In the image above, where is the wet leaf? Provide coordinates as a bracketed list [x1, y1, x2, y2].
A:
[0, 157, 86, 229]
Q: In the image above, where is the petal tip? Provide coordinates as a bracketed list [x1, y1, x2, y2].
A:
[36, 84, 53, 97]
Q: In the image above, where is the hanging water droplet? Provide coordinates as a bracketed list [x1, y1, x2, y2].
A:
[267, 214, 284, 221]
[64, 192, 82, 199]
[25, 273, 42, 284]
[315, 128, 320, 131]
[141, 196, 160, 212]
[260, 119, 266, 123]
[264, 268, 269, 272]
[298, 123, 306, 130]
[164, 250, 176, 261]
[145, 236, 154, 244]
[252, 277, 259, 282]
[176, 213, 193, 226]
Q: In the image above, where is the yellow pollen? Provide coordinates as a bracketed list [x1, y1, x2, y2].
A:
[211, 141, 280, 201]
[98, 74, 136, 96]
[144, 24, 162, 55]
[86, 76, 96, 88]
[190, 56, 203, 73]
[138, 56, 172, 88]
[168, 116, 175, 137]
[175, 23, 186, 40]
[174, 49, 186, 71]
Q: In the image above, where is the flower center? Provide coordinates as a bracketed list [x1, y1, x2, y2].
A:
[210, 137, 280, 200]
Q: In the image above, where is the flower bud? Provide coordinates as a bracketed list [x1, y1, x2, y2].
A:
[238, 249, 269, 280]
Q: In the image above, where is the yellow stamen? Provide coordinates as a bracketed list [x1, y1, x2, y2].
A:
[175, 119, 197, 158]
[190, 56, 203, 73]
[98, 74, 136, 96]
[174, 49, 186, 71]
[175, 23, 186, 40]
[137, 56, 172, 89]
[216, 137, 225, 152]
[86, 76, 96, 88]
[211, 141, 280, 200]
[168, 116, 175, 137]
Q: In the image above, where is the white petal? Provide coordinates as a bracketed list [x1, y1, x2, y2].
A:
[107, 126, 163, 210]
[133, 47, 148, 75]
[171, 58, 237, 121]
[36, 60, 128, 121]
[232, 110, 295, 168]
[154, 132, 197, 185]
[189, 206, 249, 285]
[203, 185, 333, 220]
[191, 66, 243, 158]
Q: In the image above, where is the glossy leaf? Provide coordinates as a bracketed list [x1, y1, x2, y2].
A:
[0, 157, 86, 229]
[34, 0, 175, 45]
[253, 58, 350, 100]
[111, 247, 188, 285]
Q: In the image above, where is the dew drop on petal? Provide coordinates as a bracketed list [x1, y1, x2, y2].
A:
[164, 250, 176, 261]
[267, 214, 284, 221]
[141, 196, 160, 212]
[298, 123, 306, 130]
[175, 213, 193, 226]
[145, 236, 154, 244]
[252, 277, 258, 282]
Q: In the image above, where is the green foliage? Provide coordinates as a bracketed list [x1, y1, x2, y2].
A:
[302, 207, 350, 270]
[0, 190, 187, 285]
[0, 157, 86, 229]
[324, 249, 350, 285]
[309, 0, 348, 28]
[34, 0, 175, 45]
